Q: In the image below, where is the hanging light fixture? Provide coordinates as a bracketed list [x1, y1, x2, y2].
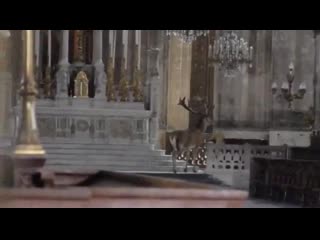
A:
[208, 31, 254, 73]
[166, 30, 210, 43]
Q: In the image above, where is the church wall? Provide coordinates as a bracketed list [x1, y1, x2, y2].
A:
[271, 30, 314, 128]
[212, 30, 315, 131]
[166, 36, 192, 131]
[213, 30, 251, 128]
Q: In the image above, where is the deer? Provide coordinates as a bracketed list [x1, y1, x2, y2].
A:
[168, 97, 215, 174]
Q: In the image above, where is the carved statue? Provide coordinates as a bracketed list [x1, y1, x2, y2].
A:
[74, 71, 89, 98]
[168, 97, 215, 173]
[55, 67, 69, 97]
[95, 70, 107, 98]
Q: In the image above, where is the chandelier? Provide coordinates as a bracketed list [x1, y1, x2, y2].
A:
[208, 31, 254, 73]
[271, 63, 306, 109]
[166, 30, 210, 43]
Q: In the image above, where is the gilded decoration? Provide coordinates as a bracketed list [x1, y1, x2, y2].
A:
[74, 71, 89, 98]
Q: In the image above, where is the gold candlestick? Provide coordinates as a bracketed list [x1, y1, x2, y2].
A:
[106, 57, 116, 101]
[34, 65, 41, 97]
[132, 45, 144, 102]
[44, 66, 51, 98]
[13, 30, 46, 186]
[133, 67, 144, 102]
[14, 30, 45, 156]
[119, 58, 130, 102]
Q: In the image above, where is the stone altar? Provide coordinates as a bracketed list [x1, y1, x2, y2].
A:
[14, 99, 150, 145]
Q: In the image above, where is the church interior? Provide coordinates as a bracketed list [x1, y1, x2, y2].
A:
[0, 30, 320, 208]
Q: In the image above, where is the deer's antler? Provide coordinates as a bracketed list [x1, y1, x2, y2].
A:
[178, 97, 204, 115]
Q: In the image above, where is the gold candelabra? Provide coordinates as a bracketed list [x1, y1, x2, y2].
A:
[106, 58, 116, 101]
[14, 30, 45, 156]
[271, 63, 307, 109]
[132, 45, 144, 102]
[13, 30, 46, 186]
[132, 67, 144, 102]
[119, 58, 130, 102]
[44, 66, 51, 98]
[13, 30, 46, 187]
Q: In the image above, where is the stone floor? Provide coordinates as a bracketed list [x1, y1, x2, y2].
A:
[244, 199, 299, 208]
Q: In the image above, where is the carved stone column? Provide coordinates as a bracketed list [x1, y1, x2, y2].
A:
[314, 30, 320, 131]
[93, 30, 106, 99]
[60, 30, 69, 65]
[147, 47, 161, 147]
[56, 30, 70, 98]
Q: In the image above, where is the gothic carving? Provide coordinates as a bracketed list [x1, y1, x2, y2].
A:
[110, 120, 132, 138]
[76, 120, 90, 132]
[38, 117, 56, 138]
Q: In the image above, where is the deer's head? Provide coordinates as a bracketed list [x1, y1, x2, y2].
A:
[178, 97, 214, 132]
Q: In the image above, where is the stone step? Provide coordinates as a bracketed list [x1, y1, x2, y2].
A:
[47, 154, 172, 161]
[45, 164, 192, 173]
[42, 142, 155, 150]
[46, 158, 182, 168]
[45, 148, 166, 156]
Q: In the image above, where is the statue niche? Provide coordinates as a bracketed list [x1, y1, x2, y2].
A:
[74, 71, 89, 98]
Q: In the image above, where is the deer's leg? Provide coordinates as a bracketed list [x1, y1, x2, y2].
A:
[184, 150, 190, 173]
[169, 136, 178, 174]
[172, 151, 177, 174]
[192, 147, 198, 173]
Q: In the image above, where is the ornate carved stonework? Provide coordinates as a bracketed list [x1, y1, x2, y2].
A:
[77, 119, 90, 132]
[110, 120, 132, 138]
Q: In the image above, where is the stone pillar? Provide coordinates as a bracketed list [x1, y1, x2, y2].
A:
[272, 30, 297, 125]
[34, 30, 40, 67]
[0, 31, 13, 186]
[166, 36, 192, 131]
[249, 30, 273, 127]
[148, 48, 160, 146]
[93, 30, 106, 99]
[93, 30, 103, 65]
[56, 30, 70, 98]
[59, 30, 69, 65]
[0, 30, 12, 138]
[314, 31, 320, 130]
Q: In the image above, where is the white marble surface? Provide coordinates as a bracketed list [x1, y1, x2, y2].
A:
[269, 130, 311, 147]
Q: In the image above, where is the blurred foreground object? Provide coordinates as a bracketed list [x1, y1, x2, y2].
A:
[0, 170, 247, 208]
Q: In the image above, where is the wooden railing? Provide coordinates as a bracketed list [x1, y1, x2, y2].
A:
[250, 157, 320, 207]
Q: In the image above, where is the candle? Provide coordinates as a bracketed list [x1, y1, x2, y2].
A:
[249, 46, 253, 61]
[35, 30, 40, 67]
[109, 30, 113, 59]
[136, 30, 141, 70]
[122, 30, 128, 69]
[109, 30, 114, 68]
[109, 30, 113, 46]
[48, 30, 51, 67]
[112, 31, 117, 68]
[135, 30, 139, 44]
